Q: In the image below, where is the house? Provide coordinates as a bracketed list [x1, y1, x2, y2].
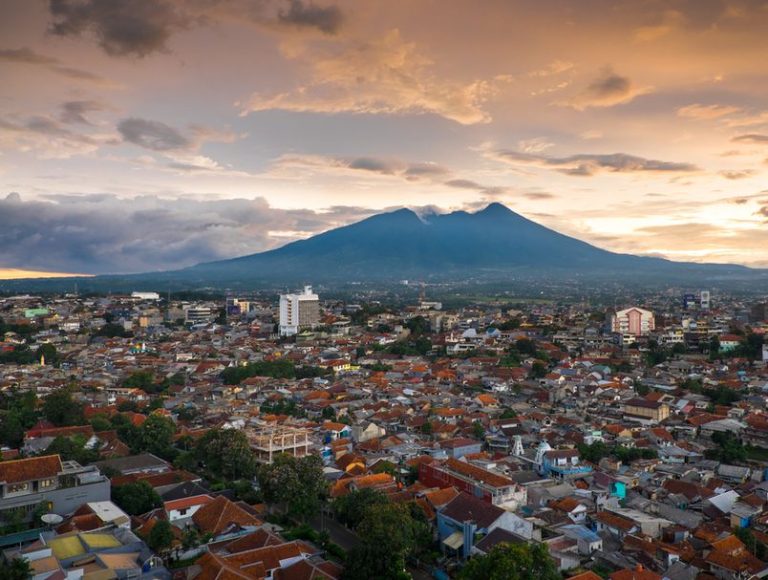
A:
[535, 442, 592, 479]
[0, 454, 110, 524]
[323, 421, 352, 441]
[5, 526, 170, 579]
[438, 437, 483, 459]
[93, 453, 171, 476]
[594, 511, 639, 539]
[705, 534, 768, 579]
[610, 565, 662, 580]
[437, 492, 532, 559]
[560, 524, 603, 555]
[164, 494, 215, 524]
[192, 495, 263, 539]
[623, 399, 670, 424]
[350, 421, 386, 443]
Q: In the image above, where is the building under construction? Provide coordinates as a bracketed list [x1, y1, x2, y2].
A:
[248, 426, 311, 464]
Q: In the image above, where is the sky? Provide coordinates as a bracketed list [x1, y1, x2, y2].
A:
[1, 0, 768, 277]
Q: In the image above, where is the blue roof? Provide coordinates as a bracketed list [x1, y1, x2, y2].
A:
[561, 524, 601, 542]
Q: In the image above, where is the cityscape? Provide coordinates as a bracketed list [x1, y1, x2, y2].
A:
[3, 1, 768, 580]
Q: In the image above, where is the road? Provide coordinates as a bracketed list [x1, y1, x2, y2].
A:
[307, 512, 360, 552]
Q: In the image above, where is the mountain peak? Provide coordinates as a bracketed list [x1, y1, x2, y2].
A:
[476, 202, 514, 216]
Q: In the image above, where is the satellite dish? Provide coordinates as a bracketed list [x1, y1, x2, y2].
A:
[41, 513, 63, 525]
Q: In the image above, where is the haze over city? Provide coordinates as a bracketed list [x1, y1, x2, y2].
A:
[2, 0, 768, 279]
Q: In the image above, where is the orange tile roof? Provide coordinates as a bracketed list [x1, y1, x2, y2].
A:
[193, 496, 262, 535]
[0, 454, 62, 484]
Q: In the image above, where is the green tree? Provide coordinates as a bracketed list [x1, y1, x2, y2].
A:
[530, 361, 547, 379]
[333, 488, 389, 529]
[89, 414, 113, 433]
[196, 428, 257, 480]
[257, 454, 327, 521]
[139, 414, 176, 457]
[112, 481, 162, 516]
[472, 421, 486, 440]
[342, 502, 430, 580]
[147, 519, 174, 553]
[42, 388, 85, 426]
[0, 557, 32, 580]
[45, 435, 99, 465]
[35, 343, 58, 366]
[458, 541, 560, 580]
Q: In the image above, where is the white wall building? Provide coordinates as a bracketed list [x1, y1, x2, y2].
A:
[611, 307, 655, 337]
[279, 286, 320, 336]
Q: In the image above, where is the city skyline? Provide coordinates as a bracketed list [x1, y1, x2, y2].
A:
[2, 0, 768, 277]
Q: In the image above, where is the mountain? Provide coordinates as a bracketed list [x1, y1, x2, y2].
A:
[162, 202, 752, 284]
[3, 203, 761, 292]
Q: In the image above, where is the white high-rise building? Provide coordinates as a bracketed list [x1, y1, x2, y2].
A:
[279, 285, 320, 336]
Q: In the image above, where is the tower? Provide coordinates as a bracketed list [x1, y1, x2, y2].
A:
[513, 435, 524, 457]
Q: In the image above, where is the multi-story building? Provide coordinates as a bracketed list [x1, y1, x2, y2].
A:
[248, 426, 311, 464]
[0, 455, 110, 524]
[611, 307, 655, 337]
[419, 458, 526, 510]
[623, 398, 670, 424]
[279, 286, 320, 336]
[184, 304, 215, 325]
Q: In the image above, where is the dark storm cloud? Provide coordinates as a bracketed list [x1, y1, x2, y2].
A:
[277, 0, 343, 34]
[118, 118, 191, 151]
[732, 134, 768, 144]
[48, 0, 189, 57]
[0, 193, 374, 274]
[491, 149, 699, 176]
[60, 100, 106, 124]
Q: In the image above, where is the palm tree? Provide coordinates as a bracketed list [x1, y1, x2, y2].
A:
[1, 557, 32, 580]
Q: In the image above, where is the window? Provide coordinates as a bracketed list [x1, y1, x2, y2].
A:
[7, 482, 29, 494]
[39, 479, 55, 488]
[179, 508, 188, 516]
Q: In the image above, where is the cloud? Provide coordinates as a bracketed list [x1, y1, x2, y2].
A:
[278, 0, 343, 34]
[0, 46, 110, 83]
[347, 157, 400, 174]
[488, 149, 699, 176]
[0, 47, 58, 65]
[47, 0, 190, 57]
[60, 100, 107, 124]
[117, 118, 239, 156]
[0, 192, 374, 274]
[732, 133, 768, 144]
[678, 103, 742, 120]
[719, 169, 756, 180]
[566, 67, 651, 110]
[633, 10, 685, 42]
[271, 153, 510, 195]
[118, 118, 191, 151]
[242, 29, 493, 124]
[0, 114, 118, 158]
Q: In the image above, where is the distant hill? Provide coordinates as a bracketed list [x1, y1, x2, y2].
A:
[2, 203, 762, 292]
